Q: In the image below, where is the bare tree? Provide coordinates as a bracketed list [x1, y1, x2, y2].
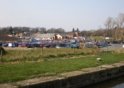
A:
[116, 13, 124, 28]
[104, 17, 116, 37]
[39, 27, 47, 33]
[105, 17, 116, 30]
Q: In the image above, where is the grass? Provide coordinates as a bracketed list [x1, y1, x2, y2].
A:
[0, 48, 99, 62]
[1, 57, 96, 83]
[0, 48, 124, 83]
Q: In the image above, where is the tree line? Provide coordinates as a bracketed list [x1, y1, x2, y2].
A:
[77, 13, 124, 41]
[0, 27, 65, 35]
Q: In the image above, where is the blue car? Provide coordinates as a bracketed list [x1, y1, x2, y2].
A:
[70, 42, 80, 48]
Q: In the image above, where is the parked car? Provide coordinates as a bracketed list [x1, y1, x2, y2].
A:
[56, 43, 70, 48]
[96, 41, 108, 48]
[44, 43, 57, 48]
[8, 42, 19, 47]
[70, 42, 80, 48]
[2, 43, 8, 47]
[85, 42, 96, 48]
[19, 42, 27, 47]
[26, 42, 41, 48]
[0, 42, 2, 46]
[14, 42, 19, 47]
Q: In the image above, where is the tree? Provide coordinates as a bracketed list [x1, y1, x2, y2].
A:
[55, 28, 65, 33]
[39, 27, 47, 33]
[105, 17, 116, 30]
[77, 28, 79, 32]
[47, 28, 65, 33]
[72, 28, 75, 32]
[116, 13, 124, 28]
[104, 13, 124, 41]
[47, 28, 55, 33]
[104, 17, 116, 37]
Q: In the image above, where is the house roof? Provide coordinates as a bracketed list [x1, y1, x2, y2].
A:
[0, 35, 19, 42]
[32, 33, 56, 40]
[34, 33, 55, 38]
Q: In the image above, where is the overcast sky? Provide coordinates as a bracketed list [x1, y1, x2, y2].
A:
[0, 0, 124, 31]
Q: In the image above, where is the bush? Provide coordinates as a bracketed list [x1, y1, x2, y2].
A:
[0, 47, 7, 56]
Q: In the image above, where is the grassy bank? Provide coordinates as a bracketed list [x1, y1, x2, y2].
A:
[0, 48, 99, 62]
[0, 48, 124, 83]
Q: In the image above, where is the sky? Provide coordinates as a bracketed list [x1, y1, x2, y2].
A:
[0, 0, 124, 31]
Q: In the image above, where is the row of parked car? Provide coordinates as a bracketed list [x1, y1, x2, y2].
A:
[0, 42, 19, 47]
[0, 40, 80, 48]
[0, 40, 110, 48]
[26, 41, 80, 48]
[85, 41, 111, 48]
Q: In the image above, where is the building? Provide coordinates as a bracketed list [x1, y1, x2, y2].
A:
[33, 33, 62, 40]
[0, 35, 19, 42]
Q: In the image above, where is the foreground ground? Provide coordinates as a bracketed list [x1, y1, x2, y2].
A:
[0, 47, 124, 83]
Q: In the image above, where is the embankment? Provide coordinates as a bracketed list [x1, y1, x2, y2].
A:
[1, 62, 124, 88]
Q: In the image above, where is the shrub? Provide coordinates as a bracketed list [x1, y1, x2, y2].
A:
[0, 47, 7, 56]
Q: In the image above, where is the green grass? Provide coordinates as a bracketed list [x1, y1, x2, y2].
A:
[0, 51, 124, 83]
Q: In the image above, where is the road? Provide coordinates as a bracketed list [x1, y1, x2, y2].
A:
[101, 44, 124, 51]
